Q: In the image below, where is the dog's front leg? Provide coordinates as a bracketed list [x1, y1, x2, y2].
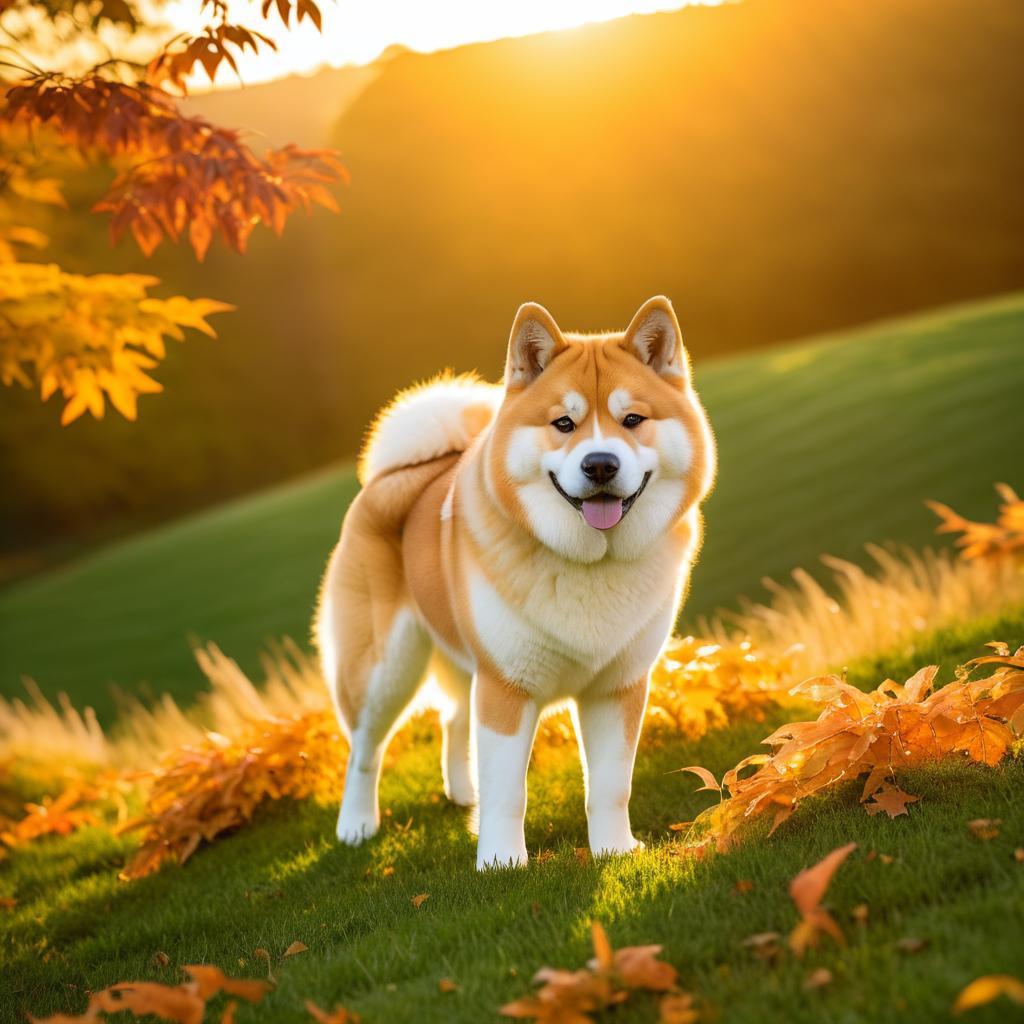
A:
[473, 669, 539, 870]
[576, 678, 648, 855]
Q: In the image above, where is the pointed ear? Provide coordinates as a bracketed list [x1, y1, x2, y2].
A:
[622, 296, 688, 383]
[504, 302, 567, 390]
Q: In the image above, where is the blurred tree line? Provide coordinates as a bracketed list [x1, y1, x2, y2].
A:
[2, 0, 1022, 572]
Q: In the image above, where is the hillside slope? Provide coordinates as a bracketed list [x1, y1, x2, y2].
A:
[2, 0, 1022, 555]
[1, 294, 1021, 722]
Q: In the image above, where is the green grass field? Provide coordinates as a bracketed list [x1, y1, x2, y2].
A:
[2, 293, 1022, 724]
[2, 606, 1023, 1023]
[2, 295, 1023, 1024]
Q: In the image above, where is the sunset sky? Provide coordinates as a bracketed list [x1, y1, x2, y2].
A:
[163, 0, 721, 88]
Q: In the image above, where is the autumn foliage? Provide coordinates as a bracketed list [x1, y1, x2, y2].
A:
[119, 709, 344, 879]
[500, 921, 690, 1024]
[680, 645, 1024, 852]
[928, 483, 1024, 563]
[0, 0, 345, 423]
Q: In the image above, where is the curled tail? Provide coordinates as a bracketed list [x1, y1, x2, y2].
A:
[357, 372, 501, 486]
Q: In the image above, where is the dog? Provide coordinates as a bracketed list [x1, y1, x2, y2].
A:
[316, 296, 716, 869]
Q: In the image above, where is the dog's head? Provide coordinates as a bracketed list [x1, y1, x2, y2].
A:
[485, 296, 716, 562]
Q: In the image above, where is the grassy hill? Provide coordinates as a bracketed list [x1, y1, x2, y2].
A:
[3, 0, 1023, 559]
[1, 294, 1021, 724]
[4, 603, 1023, 1023]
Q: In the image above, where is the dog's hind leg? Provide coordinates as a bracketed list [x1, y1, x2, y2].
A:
[431, 651, 475, 807]
[317, 516, 432, 846]
[330, 603, 431, 844]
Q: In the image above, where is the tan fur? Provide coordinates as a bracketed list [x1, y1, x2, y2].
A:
[317, 296, 716, 864]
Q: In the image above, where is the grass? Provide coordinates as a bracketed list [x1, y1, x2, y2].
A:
[2, 606, 1023, 1023]
[2, 293, 1023, 724]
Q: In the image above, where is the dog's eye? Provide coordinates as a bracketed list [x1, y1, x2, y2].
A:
[622, 413, 646, 429]
[551, 416, 576, 434]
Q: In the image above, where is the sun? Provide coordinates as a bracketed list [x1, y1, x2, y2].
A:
[163, 0, 721, 89]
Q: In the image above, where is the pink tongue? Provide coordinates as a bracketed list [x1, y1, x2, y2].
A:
[581, 495, 624, 530]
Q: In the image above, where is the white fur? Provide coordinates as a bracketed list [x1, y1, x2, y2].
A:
[335, 606, 430, 844]
[563, 390, 588, 421]
[608, 387, 633, 421]
[360, 376, 500, 484]
[475, 710, 539, 868]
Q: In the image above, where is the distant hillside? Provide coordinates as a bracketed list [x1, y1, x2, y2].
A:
[3, 294, 1021, 718]
[183, 64, 378, 147]
[3, 0, 1023, 565]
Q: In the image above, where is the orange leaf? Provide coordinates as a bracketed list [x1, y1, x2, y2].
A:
[183, 965, 270, 1002]
[967, 818, 1001, 841]
[660, 992, 699, 1023]
[863, 783, 920, 818]
[678, 766, 721, 793]
[283, 940, 308, 957]
[411, 893, 430, 908]
[953, 975, 1024, 1013]
[305, 1000, 362, 1023]
[93, 982, 205, 1024]
[591, 921, 614, 972]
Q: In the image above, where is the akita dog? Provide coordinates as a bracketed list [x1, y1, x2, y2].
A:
[316, 296, 716, 869]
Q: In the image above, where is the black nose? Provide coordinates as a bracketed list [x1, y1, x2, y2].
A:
[580, 452, 620, 485]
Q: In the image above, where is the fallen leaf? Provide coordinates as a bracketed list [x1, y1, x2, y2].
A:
[789, 842, 857, 956]
[863, 783, 920, 818]
[803, 967, 834, 990]
[93, 982, 206, 1024]
[896, 937, 928, 954]
[283, 941, 308, 957]
[253, 948, 276, 984]
[742, 932, 782, 963]
[953, 974, 1024, 1013]
[382, 866, 395, 876]
[678, 765, 721, 793]
[438, 978, 459, 993]
[851, 903, 869, 925]
[183, 965, 271, 1002]
[574, 848, 591, 865]
[305, 999, 362, 1023]
[733, 880, 755, 894]
[659, 992, 699, 1023]
[591, 921, 614, 973]
[1014, 848, 1024, 863]
[153, 951, 171, 967]
[411, 893, 430, 909]
[967, 818, 1001, 841]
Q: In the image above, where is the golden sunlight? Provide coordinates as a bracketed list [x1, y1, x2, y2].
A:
[165, 0, 723, 88]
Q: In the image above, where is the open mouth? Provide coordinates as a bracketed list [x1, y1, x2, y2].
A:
[549, 472, 652, 531]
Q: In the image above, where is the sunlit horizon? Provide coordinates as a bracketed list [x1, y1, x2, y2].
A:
[163, 0, 724, 90]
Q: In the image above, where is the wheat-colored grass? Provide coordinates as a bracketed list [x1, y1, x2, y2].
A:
[2, 545, 1022, 779]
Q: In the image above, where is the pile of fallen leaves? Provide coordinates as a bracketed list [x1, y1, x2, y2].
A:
[29, 963, 271, 1024]
[928, 482, 1024, 562]
[679, 644, 1024, 852]
[118, 710, 345, 879]
[537, 634, 797, 752]
[500, 921, 695, 1024]
[27, 960, 361, 1024]
[647, 635, 797, 739]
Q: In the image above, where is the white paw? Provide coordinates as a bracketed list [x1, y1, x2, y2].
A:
[476, 845, 528, 871]
[591, 834, 644, 857]
[336, 808, 379, 846]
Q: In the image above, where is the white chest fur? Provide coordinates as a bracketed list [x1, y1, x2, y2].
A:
[466, 535, 687, 700]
